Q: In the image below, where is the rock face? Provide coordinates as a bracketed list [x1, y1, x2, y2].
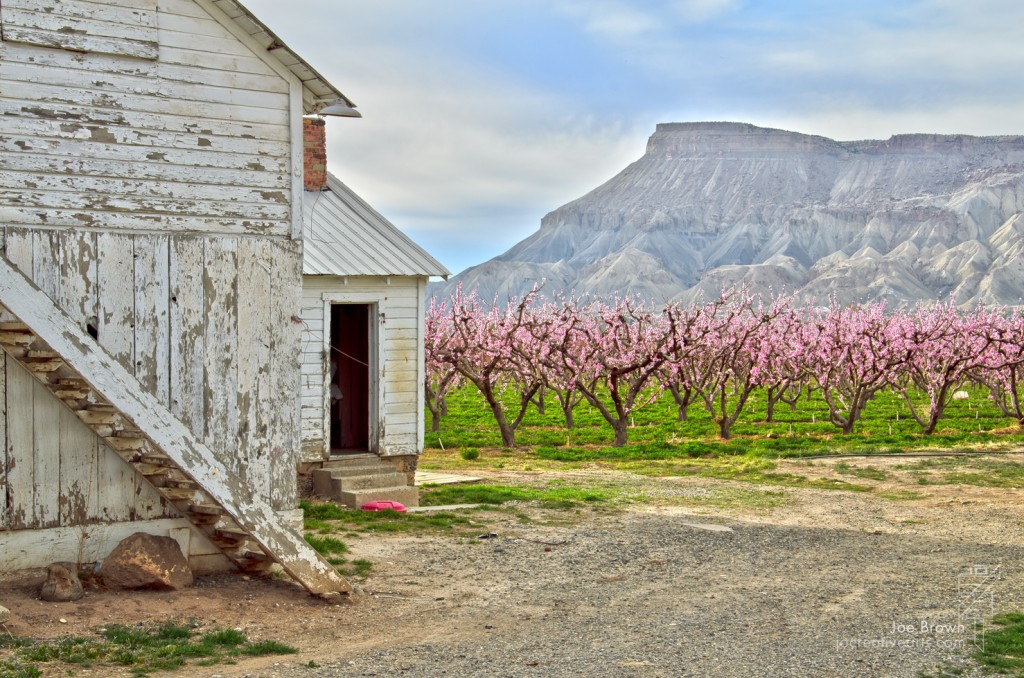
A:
[39, 562, 84, 602]
[439, 122, 1024, 307]
[99, 533, 193, 591]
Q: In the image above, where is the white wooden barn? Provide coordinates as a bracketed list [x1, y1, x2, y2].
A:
[0, 0, 368, 596]
[299, 158, 448, 503]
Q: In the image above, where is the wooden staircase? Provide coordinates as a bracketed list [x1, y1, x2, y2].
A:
[0, 257, 350, 598]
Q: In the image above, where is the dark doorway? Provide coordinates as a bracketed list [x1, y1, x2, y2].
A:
[329, 304, 370, 453]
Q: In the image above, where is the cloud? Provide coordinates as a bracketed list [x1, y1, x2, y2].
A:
[670, 0, 741, 24]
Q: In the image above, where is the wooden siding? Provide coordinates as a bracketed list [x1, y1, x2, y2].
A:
[0, 229, 304, 531]
[0, 0, 308, 538]
[0, 0, 159, 60]
[299, 276, 426, 461]
[0, 0, 293, 237]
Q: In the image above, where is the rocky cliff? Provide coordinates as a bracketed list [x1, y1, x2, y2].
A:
[440, 122, 1024, 306]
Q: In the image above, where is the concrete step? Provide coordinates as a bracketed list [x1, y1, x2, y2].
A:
[335, 472, 411, 492]
[323, 464, 394, 478]
[323, 454, 380, 467]
[337, 485, 420, 509]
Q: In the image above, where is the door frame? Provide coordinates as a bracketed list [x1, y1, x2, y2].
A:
[321, 293, 381, 456]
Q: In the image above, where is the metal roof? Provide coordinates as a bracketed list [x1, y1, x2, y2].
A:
[215, 1, 356, 114]
[302, 174, 450, 278]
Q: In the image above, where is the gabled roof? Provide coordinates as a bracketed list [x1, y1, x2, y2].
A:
[302, 174, 450, 278]
[214, 1, 356, 113]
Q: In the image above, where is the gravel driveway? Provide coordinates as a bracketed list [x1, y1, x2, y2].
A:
[271, 478, 1024, 678]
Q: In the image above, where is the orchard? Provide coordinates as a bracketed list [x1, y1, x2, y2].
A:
[425, 288, 1024, 449]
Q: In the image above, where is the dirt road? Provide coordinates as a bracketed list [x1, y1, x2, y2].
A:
[2, 460, 1022, 677]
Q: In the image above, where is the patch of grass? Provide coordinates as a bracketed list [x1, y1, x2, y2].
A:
[833, 462, 888, 481]
[300, 500, 479, 535]
[0, 621, 296, 676]
[973, 612, 1024, 675]
[878, 490, 928, 501]
[303, 534, 348, 556]
[341, 559, 374, 578]
[420, 483, 611, 509]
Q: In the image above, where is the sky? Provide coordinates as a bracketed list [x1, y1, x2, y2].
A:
[245, 0, 1024, 276]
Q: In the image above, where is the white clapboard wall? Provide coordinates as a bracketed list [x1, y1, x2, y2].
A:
[299, 276, 427, 461]
[0, 0, 294, 236]
[0, 0, 307, 537]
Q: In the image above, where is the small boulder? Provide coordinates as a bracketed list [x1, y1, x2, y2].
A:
[0, 603, 11, 624]
[39, 562, 84, 602]
[100, 532, 193, 591]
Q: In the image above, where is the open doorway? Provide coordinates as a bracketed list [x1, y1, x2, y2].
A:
[329, 303, 372, 453]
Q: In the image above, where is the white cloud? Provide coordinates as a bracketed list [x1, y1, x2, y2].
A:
[557, 1, 663, 44]
[670, 0, 740, 24]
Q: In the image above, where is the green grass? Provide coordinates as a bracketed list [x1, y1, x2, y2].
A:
[420, 483, 612, 508]
[0, 621, 297, 676]
[428, 383, 1024, 459]
[973, 612, 1024, 675]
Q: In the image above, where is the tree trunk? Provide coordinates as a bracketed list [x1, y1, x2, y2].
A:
[563, 404, 575, 429]
[668, 383, 692, 423]
[611, 419, 629, 447]
[531, 384, 546, 415]
[429, 408, 441, 433]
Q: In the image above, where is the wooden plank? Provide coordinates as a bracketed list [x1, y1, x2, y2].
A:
[56, 230, 103, 524]
[0, 258, 349, 595]
[5, 361, 35, 528]
[169, 237, 205, 436]
[0, 132, 289, 172]
[4, 231, 35, 528]
[269, 240, 303, 510]
[95, 232, 139, 522]
[0, 188, 290, 222]
[0, 59, 288, 111]
[0, 79, 289, 126]
[0, 172, 290, 206]
[0, 0, 157, 55]
[203, 237, 238, 461]
[0, 158, 285, 194]
[0, 352, 6, 528]
[0, 96, 289, 142]
[0, 116, 289, 157]
[58, 406, 98, 525]
[30, 231, 61, 529]
[4, 228, 34, 279]
[133, 234, 171, 404]
[57, 230, 99, 332]
[236, 238, 272, 503]
[96, 233, 135, 373]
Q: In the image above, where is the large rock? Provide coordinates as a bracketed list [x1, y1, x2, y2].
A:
[100, 533, 193, 591]
[435, 122, 1024, 308]
[39, 562, 84, 602]
[0, 604, 10, 624]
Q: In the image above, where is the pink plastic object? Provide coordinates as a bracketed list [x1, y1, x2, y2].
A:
[360, 500, 407, 513]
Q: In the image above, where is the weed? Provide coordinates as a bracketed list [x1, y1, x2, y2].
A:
[304, 534, 348, 556]
[878, 490, 928, 501]
[0, 621, 296, 676]
[460, 448, 480, 461]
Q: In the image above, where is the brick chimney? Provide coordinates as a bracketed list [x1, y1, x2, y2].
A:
[303, 117, 327, 191]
